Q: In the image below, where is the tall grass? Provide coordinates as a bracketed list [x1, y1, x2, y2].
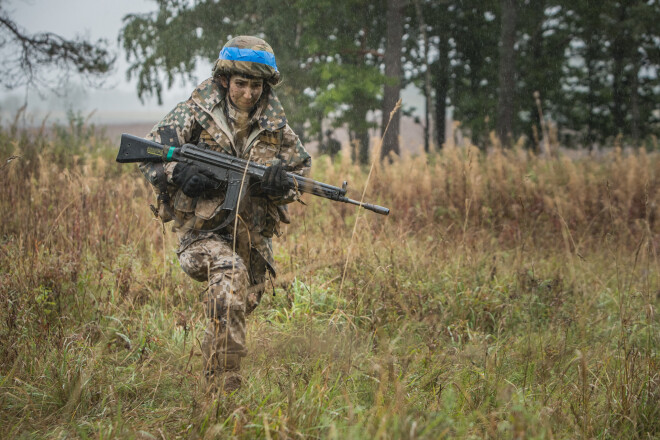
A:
[0, 120, 658, 439]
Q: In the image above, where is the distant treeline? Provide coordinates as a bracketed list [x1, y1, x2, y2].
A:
[120, 0, 659, 156]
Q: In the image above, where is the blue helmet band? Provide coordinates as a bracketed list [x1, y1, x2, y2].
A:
[218, 47, 278, 71]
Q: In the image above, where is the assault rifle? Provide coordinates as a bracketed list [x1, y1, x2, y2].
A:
[117, 134, 389, 229]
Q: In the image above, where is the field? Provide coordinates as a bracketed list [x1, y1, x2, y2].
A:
[0, 120, 659, 439]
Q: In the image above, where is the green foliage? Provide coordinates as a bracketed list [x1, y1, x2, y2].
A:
[120, 0, 386, 152]
[407, 0, 660, 147]
[119, 0, 660, 150]
[559, 0, 660, 143]
[313, 62, 382, 138]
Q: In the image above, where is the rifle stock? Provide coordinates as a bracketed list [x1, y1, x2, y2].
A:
[117, 133, 390, 217]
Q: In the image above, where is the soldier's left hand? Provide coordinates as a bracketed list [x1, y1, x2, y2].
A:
[172, 163, 218, 198]
[261, 161, 291, 197]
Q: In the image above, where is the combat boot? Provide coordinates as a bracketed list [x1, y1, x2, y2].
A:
[204, 353, 242, 394]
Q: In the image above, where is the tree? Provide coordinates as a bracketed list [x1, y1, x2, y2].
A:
[449, 1, 501, 146]
[606, 0, 660, 142]
[560, 1, 616, 144]
[496, 0, 517, 146]
[303, 0, 386, 164]
[559, 0, 660, 145]
[406, 0, 460, 150]
[380, 0, 404, 160]
[0, 6, 114, 90]
[121, 0, 387, 163]
[514, 1, 572, 148]
[411, 0, 434, 153]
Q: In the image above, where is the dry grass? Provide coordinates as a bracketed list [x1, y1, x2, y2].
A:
[0, 121, 658, 439]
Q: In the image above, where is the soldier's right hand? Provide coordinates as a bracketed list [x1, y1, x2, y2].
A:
[172, 163, 218, 198]
[261, 161, 292, 197]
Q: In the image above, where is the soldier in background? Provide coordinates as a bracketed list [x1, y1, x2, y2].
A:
[319, 129, 341, 160]
[138, 36, 311, 393]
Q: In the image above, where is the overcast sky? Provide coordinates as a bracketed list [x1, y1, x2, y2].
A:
[0, 0, 210, 125]
[0, 0, 424, 130]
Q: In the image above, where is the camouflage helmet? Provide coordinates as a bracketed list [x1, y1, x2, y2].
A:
[212, 36, 280, 85]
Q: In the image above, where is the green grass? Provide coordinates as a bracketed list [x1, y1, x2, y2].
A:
[0, 121, 659, 439]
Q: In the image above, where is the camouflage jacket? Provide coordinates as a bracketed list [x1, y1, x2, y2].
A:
[140, 77, 312, 274]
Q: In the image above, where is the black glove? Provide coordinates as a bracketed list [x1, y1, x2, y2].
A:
[172, 163, 217, 198]
[261, 161, 292, 197]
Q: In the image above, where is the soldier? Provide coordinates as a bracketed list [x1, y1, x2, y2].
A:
[139, 36, 312, 393]
[321, 129, 342, 159]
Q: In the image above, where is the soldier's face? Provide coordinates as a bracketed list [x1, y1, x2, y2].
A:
[223, 75, 264, 111]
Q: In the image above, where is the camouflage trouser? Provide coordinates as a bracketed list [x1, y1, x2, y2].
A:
[177, 234, 266, 377]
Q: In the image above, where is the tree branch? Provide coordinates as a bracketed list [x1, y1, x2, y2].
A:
[0, 8, 115, 90]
